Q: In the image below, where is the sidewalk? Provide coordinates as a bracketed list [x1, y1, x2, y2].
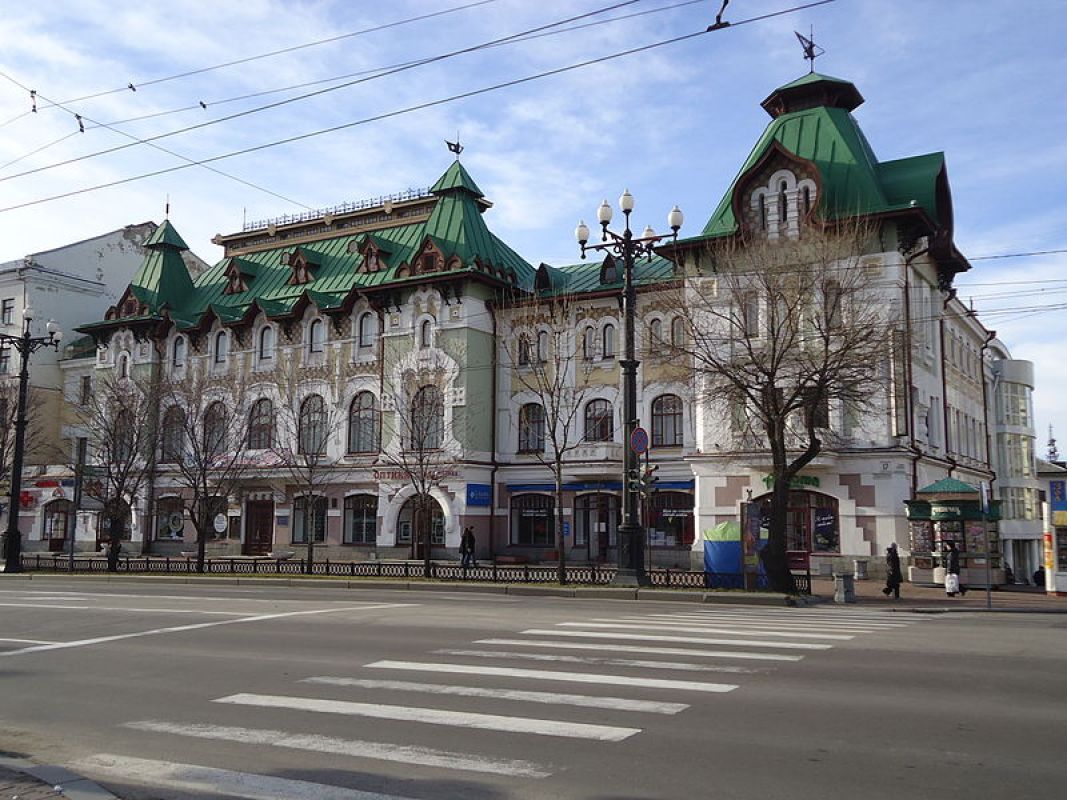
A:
[0, 755, 120, 800]
[811, 576, 1066, 612]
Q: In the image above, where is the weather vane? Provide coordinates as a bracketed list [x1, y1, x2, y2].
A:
[794, 27, 824, 73]
[445, 133, 463, 157]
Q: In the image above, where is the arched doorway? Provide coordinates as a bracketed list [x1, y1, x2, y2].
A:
[398, 494, 444, 559]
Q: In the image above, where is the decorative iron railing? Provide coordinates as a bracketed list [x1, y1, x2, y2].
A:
[18, 554, 811, 594]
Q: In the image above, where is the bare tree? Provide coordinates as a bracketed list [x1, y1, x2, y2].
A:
[73, 370, 161, 571]
[0, 383, 54, 488]
[272, 353, 346, 574]
[667, 224, 894, 592]
[502, 291, 598, 583]
[377, 357, 458, 578]
[157, 368, 254, 572]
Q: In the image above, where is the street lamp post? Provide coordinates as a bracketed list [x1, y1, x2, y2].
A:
[577, 191, 682, 586]
[1, 306, 62, 573]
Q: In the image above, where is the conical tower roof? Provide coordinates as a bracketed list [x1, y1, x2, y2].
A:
[129, 220, 195, 311]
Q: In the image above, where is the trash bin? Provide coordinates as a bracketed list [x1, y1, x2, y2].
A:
[833, 573, 856, 604]
[853, 558, 869, 580]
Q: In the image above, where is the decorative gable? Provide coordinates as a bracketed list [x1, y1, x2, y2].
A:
[281, 247, 320, 285]
[222, 257, 258, 295]
[351, 236, 394, 274]
[106, 287, 149, 320]
[416, 241, 444, 274]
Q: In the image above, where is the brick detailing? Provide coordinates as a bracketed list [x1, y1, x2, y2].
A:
[839, 473, 875, 507]
[855, 514, 877, 556]
[715, 475, 750, 508]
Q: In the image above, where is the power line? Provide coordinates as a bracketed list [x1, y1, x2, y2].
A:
[0, 0, 504, 129]
[0, 0, 650, 186]
[0, 0, 836, 214]
[0, 0, 706, 175]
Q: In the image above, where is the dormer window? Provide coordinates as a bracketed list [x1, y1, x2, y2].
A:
[283, 248, 319, 286]
[421, 254, 437, 273]
[601, 259, 618, 284]
[354, 236, 393, 274]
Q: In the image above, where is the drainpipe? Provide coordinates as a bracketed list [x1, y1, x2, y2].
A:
[980, 330, 998, 494]
[902, 246, 929, 497]
[377, 304, 386, 557]
[141, 339, 164, 555]
[486, 298, 498, 561]
[940, 290, 957, 478]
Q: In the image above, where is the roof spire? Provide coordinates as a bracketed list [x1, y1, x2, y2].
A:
[795, 27, 824, 73]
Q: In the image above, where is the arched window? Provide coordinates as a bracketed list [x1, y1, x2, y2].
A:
[397, 494, 444, 545]
[758, 194, 767, 230]
[298, 394, 327, 455]
[292, 495, 327, 544]
[172, 337, 186, 368]
[347, 391, 380, 453]
[536, 330, 548, 363]
[115, 409, 134, 461]
[411, 385, 444, 450]
[44, 499, 73, 543]
[161, 406, 186, 463]
[518, 403, 545, 453]
[517, 335, 531, 366]
[583, 326, 595, 360]
[420, 319, 433, 349]
[602, 324, 616, 360]
[802, 185, 812, 215]
[358, 312, 377, 348]
[648, 318, 663, 348]
[308, 319, 325, 353]
[584, 399, 613, 442]
[823, 279, 843, 330]
[510, 494, 554, 546]
[203, 401, 228, 457]
[778, 180, 788, 223]
[670, 317, 685, 348]
[247, 398, 273, 450]
[258, 327, 275, 361]
[118, 353, 130, 379]
[651, 394, 683, 447]
[214, 331, 229, 364]
[343, 494, 378, 544]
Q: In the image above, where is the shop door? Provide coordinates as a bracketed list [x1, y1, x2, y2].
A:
[244, 500, 274, 555]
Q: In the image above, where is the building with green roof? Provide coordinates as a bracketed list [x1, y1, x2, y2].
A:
[41, 71, 1032, 586]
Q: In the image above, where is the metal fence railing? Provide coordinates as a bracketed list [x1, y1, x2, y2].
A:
[19, 554, 810, 594]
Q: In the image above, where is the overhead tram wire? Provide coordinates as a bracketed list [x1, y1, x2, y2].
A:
[0, 0, 721, 186]
[0, 0, 705, 174]
[0, 71, 315, 211]
[0, 0, 504, 129]
[0, 0, 836, 214]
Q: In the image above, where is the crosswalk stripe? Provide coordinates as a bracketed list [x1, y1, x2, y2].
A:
[301, 677, 688, 714]
[557, 622, 853, 640]
[214, 692, 641, 741]
[475, 638, 804, 662]
[436, 648, 758, 674]
[624, 614, 910, 630]
[73, 753, 424, 799]
[124, 720, 552, 777]
[681, 608, 913, 621]
[603, 618, 893, 635]
[521, 629, 832, 650]
[366, 660, 739, 693]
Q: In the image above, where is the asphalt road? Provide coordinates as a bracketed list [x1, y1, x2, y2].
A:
[0, 578, 1062, 800]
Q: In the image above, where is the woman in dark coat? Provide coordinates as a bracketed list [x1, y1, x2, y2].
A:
[883, 542, 903, 599]
[945, 540, 967, 596]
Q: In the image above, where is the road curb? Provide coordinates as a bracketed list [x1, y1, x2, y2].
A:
[0, 755, 121, 800]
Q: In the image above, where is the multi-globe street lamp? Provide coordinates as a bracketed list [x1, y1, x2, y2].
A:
[577, 191, 682, 586]
[1, 306, 62, 573]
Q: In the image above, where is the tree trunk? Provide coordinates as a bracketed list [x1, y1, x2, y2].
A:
[555, 469, 566, 585]
[107, 515, 124, 573]
[196, 526, 207, 574]
[761, 475, 797, 594]
[422, 500, 432, 579]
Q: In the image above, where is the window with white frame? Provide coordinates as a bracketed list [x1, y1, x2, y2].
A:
[651, 394, 683, 447]
[172, 336, 186, 368]
[347, 391, 379, 453]
[247, 398, 273, 450]
[343, 495, 377, 544]
[308, 319, 325, 354]
[298, 394, 327, 455]
[420, 319, 433, 349]
[258, 326, 275, 362]
[584, 399, 613, 442]
[214, 331, 229, 364]
[602, 323, 616, 360]
[292, 495, 327, 544]
[582, 326, 595, 360]
[518, 403, 545, 453]
[358, 312, 377, 348]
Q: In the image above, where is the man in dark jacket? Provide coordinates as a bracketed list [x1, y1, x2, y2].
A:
[882, 542, 903, 599]
[460, 527, 476, 569]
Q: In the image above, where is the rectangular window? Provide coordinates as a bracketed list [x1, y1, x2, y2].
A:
[510, 495, 555, 546]
[0, 345, 9, 375]
[1, 298, 14, 325]
[343, 496, 377, 545]
[890, 330, 908, 437]
[292, 496, 327, 544]
[79, 375, 92, 405]
[741, 293, 760, 338]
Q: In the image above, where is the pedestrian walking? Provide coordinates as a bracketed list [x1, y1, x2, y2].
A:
[882, 542, 902, 599]
[460, 526, 476, 569]
[944, 540, 966, 597]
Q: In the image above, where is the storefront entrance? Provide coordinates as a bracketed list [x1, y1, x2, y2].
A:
[398, 495, 444, 558]
[244, 500, 274, 555]
[752, 490, 840, 554]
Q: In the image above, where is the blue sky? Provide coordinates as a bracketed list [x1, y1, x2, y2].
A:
[1, 0, 1064, 446]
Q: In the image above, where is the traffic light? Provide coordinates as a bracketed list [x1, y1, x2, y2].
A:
[629, 464, 659, 497]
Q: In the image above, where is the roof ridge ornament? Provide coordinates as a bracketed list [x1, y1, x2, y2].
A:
[446, 134, 463, 158]
[794, 27, 824, 73]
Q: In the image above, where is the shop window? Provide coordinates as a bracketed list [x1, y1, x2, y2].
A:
[343, 494, 377, 544]
[43, 499, 73, 542]
[397, 495, 444, 545]
[753, 490, 839, 553]
[574, 493, 618, 549]
[510, 494, 554, 546]
[648, 491, 694, 547]
[156, 496, 185, 540]
[292, 496, 327, 544]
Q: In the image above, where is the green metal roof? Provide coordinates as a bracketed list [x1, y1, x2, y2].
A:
[695, 74, 946, 240]
[536, 255, 675, 297]
[917, 478, 978, 495]
[144, 219, 190, 251]
[118, 162, 535, 330]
